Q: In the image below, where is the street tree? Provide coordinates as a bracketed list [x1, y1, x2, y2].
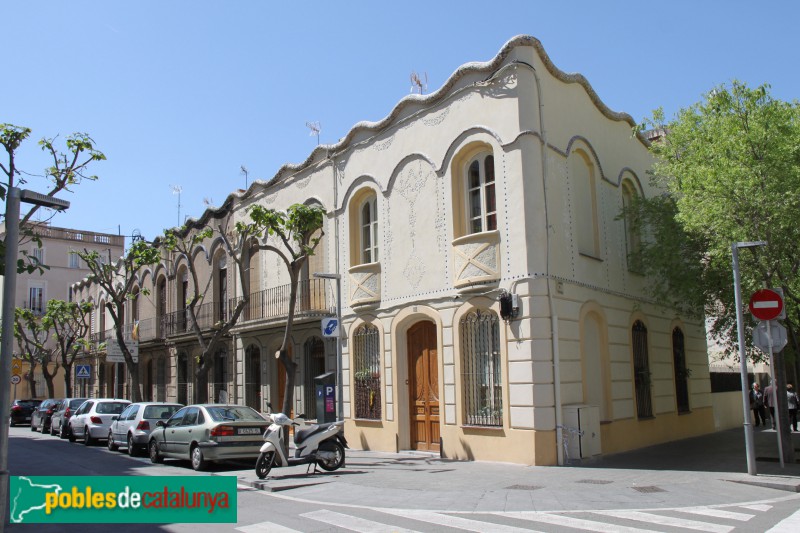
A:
[13, 308, 56, 398]
[47, 299, 93, 398]
[630, 81, 800, 461]
[159, 213, 266, 403]
[248, 203, 325, 426]
[76, 241, 160, 402]
[1, 124, 105, 272]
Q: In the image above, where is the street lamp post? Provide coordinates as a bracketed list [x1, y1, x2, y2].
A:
[731, 240, 766, 476]
[0, 187, 69, 525]
[314, 272, 343, 422]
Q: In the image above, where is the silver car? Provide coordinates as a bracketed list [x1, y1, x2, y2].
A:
[148, 404, 269, 471]
[108, 402, 182, 456]
[50, 398, 89, 438]
[68, 399, 130, 446]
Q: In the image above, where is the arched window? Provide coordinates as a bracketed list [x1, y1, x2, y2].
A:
[360, 195, 379, 263]
[215, 254, 228, 322]
[570, 148, 600, 258]
[213, 347, 228, 403]
[303, 337, 326, 420]
[632, 320, 653, 418]
[466, 154, 496, 234]
[621, 179, 642, 271]
[176, 268, 188, 332]
[156, 276, 167, 337]
[672, 327, 690, 413]
[353, 324, 381, 420]
[245, 345, 262, 411]
[460, 310, 502, 426]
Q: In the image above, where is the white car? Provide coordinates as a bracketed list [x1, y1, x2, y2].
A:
[68, 398, 130, 446]
[108, 402, 183, 456]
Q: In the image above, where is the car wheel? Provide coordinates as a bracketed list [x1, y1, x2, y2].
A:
[149, 440, 163, 464]
[60, 423, 68, 439]
[9, 419, 15, 428]
[68, 424, 76, 442]
[50, 422, 58, 436]
[30, 420, 37, 432]
[84, 427, 95, 446]
[191, 445, 208, 471]
[107, 431, 118, 451]
[127, 434, 138, 457]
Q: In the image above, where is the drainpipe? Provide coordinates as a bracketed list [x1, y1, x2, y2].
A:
[527, 62, 564, 465]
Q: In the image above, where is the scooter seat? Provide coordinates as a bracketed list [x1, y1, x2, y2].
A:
[294, 422, 336, 445]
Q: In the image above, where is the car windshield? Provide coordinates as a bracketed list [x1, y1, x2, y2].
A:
[17, 400, 41, 407]
[143, 405, 182, 419]
[206, 406, 265, 422]
[69, 399, 88, 409]
[96, 402, 128, 415]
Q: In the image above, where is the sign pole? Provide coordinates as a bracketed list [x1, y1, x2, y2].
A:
[765, 320, 785, 468]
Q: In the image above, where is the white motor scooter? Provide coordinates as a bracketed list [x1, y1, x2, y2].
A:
[255, 411, 347, 480]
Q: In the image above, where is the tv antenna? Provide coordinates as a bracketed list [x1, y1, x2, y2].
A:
[410, 71, 428, 94]
[170, 184, 183, 227]
[240, 165, 249, 189]
[305, 121, 321, 145]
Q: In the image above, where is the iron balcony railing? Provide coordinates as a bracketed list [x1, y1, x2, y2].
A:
[231, 278, 331, 324]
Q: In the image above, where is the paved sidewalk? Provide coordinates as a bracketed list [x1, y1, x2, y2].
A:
[232, 427, 800, 512]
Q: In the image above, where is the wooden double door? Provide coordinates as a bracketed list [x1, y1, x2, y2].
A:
[408, 321, 440, 452]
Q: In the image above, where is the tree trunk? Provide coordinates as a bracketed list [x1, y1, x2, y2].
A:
[127, 360, 141, 402]
[63, 363, 73, 397]
[41, 361, 56, 398]
[194, 361, 211, 403]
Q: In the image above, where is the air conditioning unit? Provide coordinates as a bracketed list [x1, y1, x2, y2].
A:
[562, 405, 601, 459]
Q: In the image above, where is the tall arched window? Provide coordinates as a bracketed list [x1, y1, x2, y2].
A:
[570, 148, 600, 257]
[176, 268, 188, 332]
[353, 324, 381, 420]
[361, 196, 379, 263]
[466, 154, 496, 234]
[460, 310, 502, 426]
[632, 320, 653, 418]
[245, 345, 262, 411]
[215, 254, 228, 322]
[672, 327, 690, 413]
[156, 356, 166, 402]
[213, 347, 228, 403]
[621, 178, 642, 271]
[156, 276, 167, 337]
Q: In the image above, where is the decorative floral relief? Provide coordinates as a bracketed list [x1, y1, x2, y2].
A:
[335, 159, 347, 184]
[403, 251, 426, 289]
[422, 107, 449, 126]
[264, 192, 278, 205]
[295, 175, 311, 189]
[373, 136, 394, 152]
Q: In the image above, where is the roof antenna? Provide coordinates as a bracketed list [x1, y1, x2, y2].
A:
[240, 165, 249, 189]
[170, 184, 183, 227]
[410, 71, 428, 94]
[306, 121, 321, 145]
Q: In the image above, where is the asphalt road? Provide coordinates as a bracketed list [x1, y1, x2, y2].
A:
[5, 425, 800, 532]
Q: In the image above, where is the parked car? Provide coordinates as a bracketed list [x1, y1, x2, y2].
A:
[68, 399, 130, 445]
[31, 398, 62, 433]
[9, 399, 42, 427]
[108, 402, 183, 456]
[148, 404, 270, 471]
[50, 398, 89, 438]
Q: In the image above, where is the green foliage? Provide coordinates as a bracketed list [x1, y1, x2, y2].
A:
[631, 81, 800, 362]
[247, 203, 326, 259]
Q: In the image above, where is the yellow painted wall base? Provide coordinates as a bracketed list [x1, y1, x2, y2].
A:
[601, 407, 715, 455]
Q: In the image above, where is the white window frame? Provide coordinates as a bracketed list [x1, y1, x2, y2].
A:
[360, 196, 379, 264]
[69, 250, 80, 269]
[465, 153, 496, 235]
[31, 246, 44, 265]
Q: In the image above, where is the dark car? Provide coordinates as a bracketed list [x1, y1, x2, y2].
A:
[9, 399, 42, 427]
[50, 398, 89, 438]
[31, 399, 61, 433]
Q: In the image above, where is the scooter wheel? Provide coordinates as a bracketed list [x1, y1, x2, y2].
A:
[255, 451, 274, 479]
[317, 441, 345, 472]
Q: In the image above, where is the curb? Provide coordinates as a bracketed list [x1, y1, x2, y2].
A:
[730, 477, 800, 493]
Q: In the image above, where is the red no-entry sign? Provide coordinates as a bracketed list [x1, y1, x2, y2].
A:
[749, 289, 784, 321]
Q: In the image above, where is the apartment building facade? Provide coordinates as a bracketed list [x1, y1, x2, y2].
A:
[71, 35, 714, 465]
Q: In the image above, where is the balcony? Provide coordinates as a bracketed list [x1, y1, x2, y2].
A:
[348, 262, 381, 307]
[452, 230, 501, 289]
[231, 278, 331, 325]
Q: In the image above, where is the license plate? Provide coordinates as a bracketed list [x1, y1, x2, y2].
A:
[24, 417, 31, 421]
[237, 428, 261, 435]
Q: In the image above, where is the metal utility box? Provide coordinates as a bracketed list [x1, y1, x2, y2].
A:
[314, 372, 337, 423]
[562, 404, 601, 459]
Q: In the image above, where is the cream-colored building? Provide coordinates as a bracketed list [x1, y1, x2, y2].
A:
[72, 35, 714, 465]
[1, 222, 124, 402]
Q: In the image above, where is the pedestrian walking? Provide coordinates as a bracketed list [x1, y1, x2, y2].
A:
[750, 383, 766, 427]
[764, 381, 776, 429]
[787, 384, 798, 432]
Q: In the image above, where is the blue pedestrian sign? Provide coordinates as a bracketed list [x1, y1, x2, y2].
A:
[76, 365, 91, 380]
[321, 317, 340, 338]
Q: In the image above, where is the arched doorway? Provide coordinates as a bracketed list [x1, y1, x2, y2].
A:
[303, 337, 326, 420]
[245, 345, 262, 411]
[177, 352, 188, 405]
[407, 321, 439, 452]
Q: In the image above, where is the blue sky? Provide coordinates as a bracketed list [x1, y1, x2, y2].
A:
[4, 1, 798, 244]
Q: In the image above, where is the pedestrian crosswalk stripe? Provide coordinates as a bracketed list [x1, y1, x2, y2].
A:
[678, 507, 755, 521]
[740, 504, 773, 512]
[380, 509, 544, 532]
[766, 508, 800, 532]
[494, 511, 661, 532]
[303, 509, 422, 533]
[236, 521, 301, 533]
[594, 510, 734, 533]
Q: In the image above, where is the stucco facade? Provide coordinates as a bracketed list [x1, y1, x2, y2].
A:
[71, 35, 713, 465]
